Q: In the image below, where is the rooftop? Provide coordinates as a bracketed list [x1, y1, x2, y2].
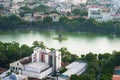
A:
[24, 62, 50, 73]
[20, 57, 32, 65]
[115, 66, 120, 70]
[62, 61, 87, 77]
[0, 68, 7, 74]
[112, 75, 120, 80]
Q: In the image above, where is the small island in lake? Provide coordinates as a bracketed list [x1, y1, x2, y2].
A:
[53, 33, 67, 42]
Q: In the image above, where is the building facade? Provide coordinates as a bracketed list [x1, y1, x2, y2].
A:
[10, 47, 61, 79]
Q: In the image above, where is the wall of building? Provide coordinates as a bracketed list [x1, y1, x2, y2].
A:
[22, 67, 52, 79]
[10, 61, 24, 71]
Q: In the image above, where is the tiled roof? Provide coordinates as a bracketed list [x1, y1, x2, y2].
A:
[20, 57, 32, 65]
[0, 68, 7, 74]
[67, 15, 80, 19]
[115, 66, 120, 70]
[112, 75, 120, 80]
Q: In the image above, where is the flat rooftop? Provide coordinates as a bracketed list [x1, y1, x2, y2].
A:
[25, 62, 50, 73]
[62, 61, 87, 77]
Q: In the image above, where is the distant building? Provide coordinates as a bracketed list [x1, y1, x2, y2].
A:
[34, 12, 45, 21]
[10, 4, 21, 14]
[58, 61, 87, 80]
[49, 13, 60, 22]
[13, 0, 24, 4]
[88, 7, 103, 22]
[55, 0, 87, 5]
[56, 3, 71, 13]
[23, 13, 34, 22]
[112, 66, 120, 80]
[72, 0, 87, 5]
[67, 15, 80, 20]
[10, 47, 61, 79]
[88, 7, 114, 22]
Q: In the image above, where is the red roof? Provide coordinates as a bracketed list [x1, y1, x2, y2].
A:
[61, 61, 68, 67]
[112, 75, 120, 80]
[20, 57, 32, 65]
[67, 15, 80, 19]
[0, 68, 7, 74]
[115, 66, 120, 70]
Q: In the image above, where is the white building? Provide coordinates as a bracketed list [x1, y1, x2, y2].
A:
[58, 61, 87, 80]
[55, 0, 87, 5]
[10, 47, 61, 79]
[102, 13, 113, 21]
[49, 13, 60, 22]
[88, 6, 120, 22]
[23, 13, 35, 22]
[112, 0, 120, 7]
[13, 0, 24, 4]
[56, 3, 71, 13]
[72, 0, 87, 5]
[10, 4, 21, 14]
[88, 7, 103, 22]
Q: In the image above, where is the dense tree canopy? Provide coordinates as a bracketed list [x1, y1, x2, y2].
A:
[72, 9, 88, 16]
[0, 15, 120, 35]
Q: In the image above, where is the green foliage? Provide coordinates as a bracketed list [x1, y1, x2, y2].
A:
[59, 67, 67, 74]
[32, 41, 46, 49]
[20, 5, 49, 14]
[34, 5, 48, 12]
[72, 9, 88, 16]
[0, 41, 32, 68]
[0, 15, 23, 30]
[0, 14, 120, 35]
[43, 16, 53, 24]
[0, 41, 120, 80]
[20, 6, 33, 13]
[70, 74, 80, 80]
[59, 47, 79, 63]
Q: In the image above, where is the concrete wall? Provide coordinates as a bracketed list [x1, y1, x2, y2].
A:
[22, 67, 52, 79]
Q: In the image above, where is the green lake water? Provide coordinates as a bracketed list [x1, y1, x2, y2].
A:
[0, 30, 120, 56]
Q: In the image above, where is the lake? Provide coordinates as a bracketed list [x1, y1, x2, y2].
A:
[0, 30, 120, 56]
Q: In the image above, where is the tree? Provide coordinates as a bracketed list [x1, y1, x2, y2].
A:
[103, 53, 111, 61]
[65, 20, 80, 31]
[59, 17, 68, 24]
[70, 74, 79, 80]
[43, 16, 53, 24]
[72, 9, 88, 16]
[0, 53, 8, 67]
[85, 52, 97, 61]
[72, 9, 81, 15]
[20, 44, 32, 57]
[98, 54, 103, 60]
[32, 41, 46, 49]
[59, 67, 67, 74]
